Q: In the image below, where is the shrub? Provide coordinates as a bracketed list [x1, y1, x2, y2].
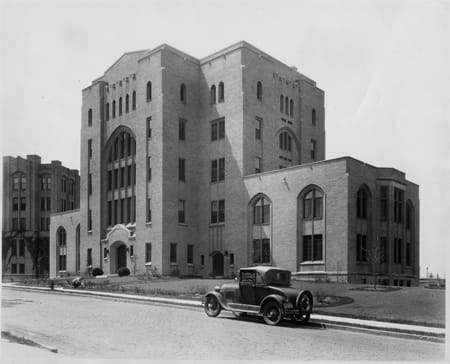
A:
[92, 267, 104, 277]
[117, 267, 130, 277]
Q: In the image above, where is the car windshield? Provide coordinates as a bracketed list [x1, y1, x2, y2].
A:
[265, 270, 291, 286]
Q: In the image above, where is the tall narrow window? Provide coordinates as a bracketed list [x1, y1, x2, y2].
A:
[88, 209, 92, 231]
[211, 159, 218, 183]
[170, 243, 177, 263]
[280, 94, 284, 112]
[218, 199, 225, 222]
[218, 158, 225, 181]
[211, 201, 218, 223]
[106, 103, 110, 121]
[145, 243, 152, 263]
[88, 108, 92, 126]
[179, 119, 186, 141]
[88, 139, 92, 158]
[255, 157, 261, 174]
[312, 108, 316, 125]
[356, 234, 367, 262]
[187, 245, 194, 264]
[125, 94, 129, 113]
[147, 117, 152, 139]
[146, 82, 152, 101]
[132, 91, 136, 110]
[119, 97, 122, 116]
[58, 228, 67, 271]
[289, 99, 294, 117]
[285, 97, 289, 115]
[112, 100, 116, 118]
[380, 237, 387, 263]
[303, 189, 323, 219]
[256, 81, 262, 101]
[253, 197, 270, 224]
[20, 176, 26, 191]
[253, 239, 270, 264]
[147, 198, 152, 222]
[178, 200, 185, 223]
[178, 158, 185, 182]
[147, 157, 152, 181]
[357, 187, 369, 219]
[394, 188, 404, 224]
[88, 174, 92, 195]
[219, 119, 225, 139]
[310, 139, 316, 160]
[218, 82, 224, 102]
[210, 85, 216, 105]
[13, 197, 19, 211]
[380, 186, 388, 221]
[255, 117, 262, 140]
[180, 83, 186, 104]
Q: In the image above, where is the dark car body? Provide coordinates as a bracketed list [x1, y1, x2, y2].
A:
[203, 266, 313, 325]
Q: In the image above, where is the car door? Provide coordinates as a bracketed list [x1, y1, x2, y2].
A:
[239, 271, 256, 304]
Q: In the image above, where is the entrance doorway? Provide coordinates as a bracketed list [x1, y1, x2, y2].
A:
[117, 245, 127, 270]
[212, 252, 224, 276]
[110, 241, 127, 274]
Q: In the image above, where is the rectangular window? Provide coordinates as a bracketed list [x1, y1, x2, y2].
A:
[21, 177, 26, 191]
[253, 239, 270, 264]
[46, 217, 50, 231]
[210, 201, 218, 224]
[218, 158, 225, 181]
[406, 242, 411, 266]
[179, 118, 186, 140]
[170, 243, 177, 263]
[114, 169, 118, 188]
[12, 218, 18, 230]
[120, 168, 125, 188]
[178, 158, 185, 181]
[255, 157, 261, 174]
[13, 177, 19, 191]
[19, 239, 25, 257]
[20, 197, 26, 210]
[120, 199, 124, 223]
[47, 197, 51, 211]
[127, 165, 132, 186]
[108, 170, 112, 190]
[11, 264, 17, 274]
[201, 255, 205, 266]
[187, 244, 194, 264]
[380, 186, 388, 221]
[218, 199, 225, 223]
[310, 139, 317, 160]
[394, 188, 404, 223]
[87, 248, 92, 266]
[148, 157, 152, 181]
[394, 238, 402, 264]
[356, 234, 367, 262]
[11, 241, 17, 256]
[219, 119, 225, 139]
[104, 247, 108, 259]
[147, 198, 152, 222]
[88, 139, 92, 158]
[178, 199, 185, 223]
[211, 122, 218, 141]
[40, 217, 45, 231]
[302, 234, 323, 261]
[145, 243, 152, 263]
[19, 218, 26, 231]
[19, 264, 25, 274]
[13, 197, 19, 211]
[211, 118, 225, 141]
[88, 174, 92, 195]
[130, 245, 134, 257]
[88, 209, 92, 231]
[108, 201, 112, 226]
[230, 253, 234, 265]
[255, 117, 262, 140]
[211, 159, 218, 183]
[147, 117, 152, 139]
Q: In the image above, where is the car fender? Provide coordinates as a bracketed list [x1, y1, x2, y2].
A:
[259, 294, 286, 313]
[296, 290, 313, 309]
[204, 291, 229, 310]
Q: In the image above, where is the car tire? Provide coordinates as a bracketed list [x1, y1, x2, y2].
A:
[262, 301, 283, 326]
[204, 295, 222, 317]
[291, 291, 313, 324]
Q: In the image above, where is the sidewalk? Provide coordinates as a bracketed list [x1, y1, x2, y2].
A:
[3, 283, 445, 342]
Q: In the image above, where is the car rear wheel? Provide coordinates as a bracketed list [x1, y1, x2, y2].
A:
[204, 295, 221, 317]
[262, 301, 283, 326]
[291, 291, 313, 324]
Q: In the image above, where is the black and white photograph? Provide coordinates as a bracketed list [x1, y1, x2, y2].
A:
[1, 0, 448, 362]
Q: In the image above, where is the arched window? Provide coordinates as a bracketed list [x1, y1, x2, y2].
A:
[253, 196, 270, 225]
[218, 82, 224, 102]
[105, 103, 110, 121]
[357, 187, 369, 219]
[112, 100, 116, 118]
[289, 99, 294, 117]
[57, 227, 67, 271]
[88, 109, 92, 126]
[146, 82, 152, 101]
[257, 81, 262, 101]
[285, 97, 289, 115]
[303, 189, 323, 219]
[180, 83, 186, 103]
[125, 94, 129, 113]
[105, 127, 137, 228]
[312, 108, 316, 125]
[132, 91, 136, 110]
[251, 195, 271, 264]
[279, 131, 292, 152]
[119, 97, 123, 116]
[280, 95, 284, 112]
[210, 85, 216, 105]
[300, 186, 324, 262]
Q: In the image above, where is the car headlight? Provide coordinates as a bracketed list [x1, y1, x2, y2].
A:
[214, 286, 221, 292]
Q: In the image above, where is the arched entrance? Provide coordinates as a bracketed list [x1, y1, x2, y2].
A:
[110, 241, 127, 274]
[212, 252, 224, 276]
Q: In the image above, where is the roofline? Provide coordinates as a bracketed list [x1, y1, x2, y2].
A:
[138, 43, 199, 65]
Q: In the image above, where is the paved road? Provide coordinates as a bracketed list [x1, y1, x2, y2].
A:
[1, 288, 446, 360]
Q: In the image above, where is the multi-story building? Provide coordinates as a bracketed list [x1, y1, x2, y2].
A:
[2, 155, 79, 277]
[49, 41, 419, 286]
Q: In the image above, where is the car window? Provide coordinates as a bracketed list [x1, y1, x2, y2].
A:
[240, 271, 256, 285]
[255, 271, 265, 285]
[265, 270, 291, 286]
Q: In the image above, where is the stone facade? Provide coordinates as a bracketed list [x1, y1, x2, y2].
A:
[2, 155, 79, 277]
[49, 41, 419, 286]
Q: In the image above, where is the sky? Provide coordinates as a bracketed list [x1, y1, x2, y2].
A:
[1, 0, 449, 278]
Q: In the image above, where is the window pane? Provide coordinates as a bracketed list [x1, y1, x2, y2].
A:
[262, 239, 270, 263]
[304, 198, 313, 219]
[253, 239, 261, 263]
[313, 235, 323, 261]
[262, 204, 270, 224]
[303, 236, 312, 261]
[314, 196, 323, 218]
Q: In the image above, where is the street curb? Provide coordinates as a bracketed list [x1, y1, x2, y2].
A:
[2, 330, 59, 353]
[3, 283, 445, 342]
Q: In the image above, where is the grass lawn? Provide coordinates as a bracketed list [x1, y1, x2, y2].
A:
[7, 275, 445, 327]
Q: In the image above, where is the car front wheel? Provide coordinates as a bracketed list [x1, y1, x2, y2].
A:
[262, 301, 283, 326]
[204, 295, 222, 317]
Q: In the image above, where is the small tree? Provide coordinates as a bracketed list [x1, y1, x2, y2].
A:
[364, 242, 385, 290]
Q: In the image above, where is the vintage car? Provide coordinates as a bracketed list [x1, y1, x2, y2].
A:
[203, 266, 313, 326]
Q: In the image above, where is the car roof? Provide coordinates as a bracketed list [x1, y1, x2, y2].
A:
[239, 266, 290, 275]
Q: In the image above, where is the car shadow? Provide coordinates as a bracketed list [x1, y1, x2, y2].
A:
[219, 312, 324, 330]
